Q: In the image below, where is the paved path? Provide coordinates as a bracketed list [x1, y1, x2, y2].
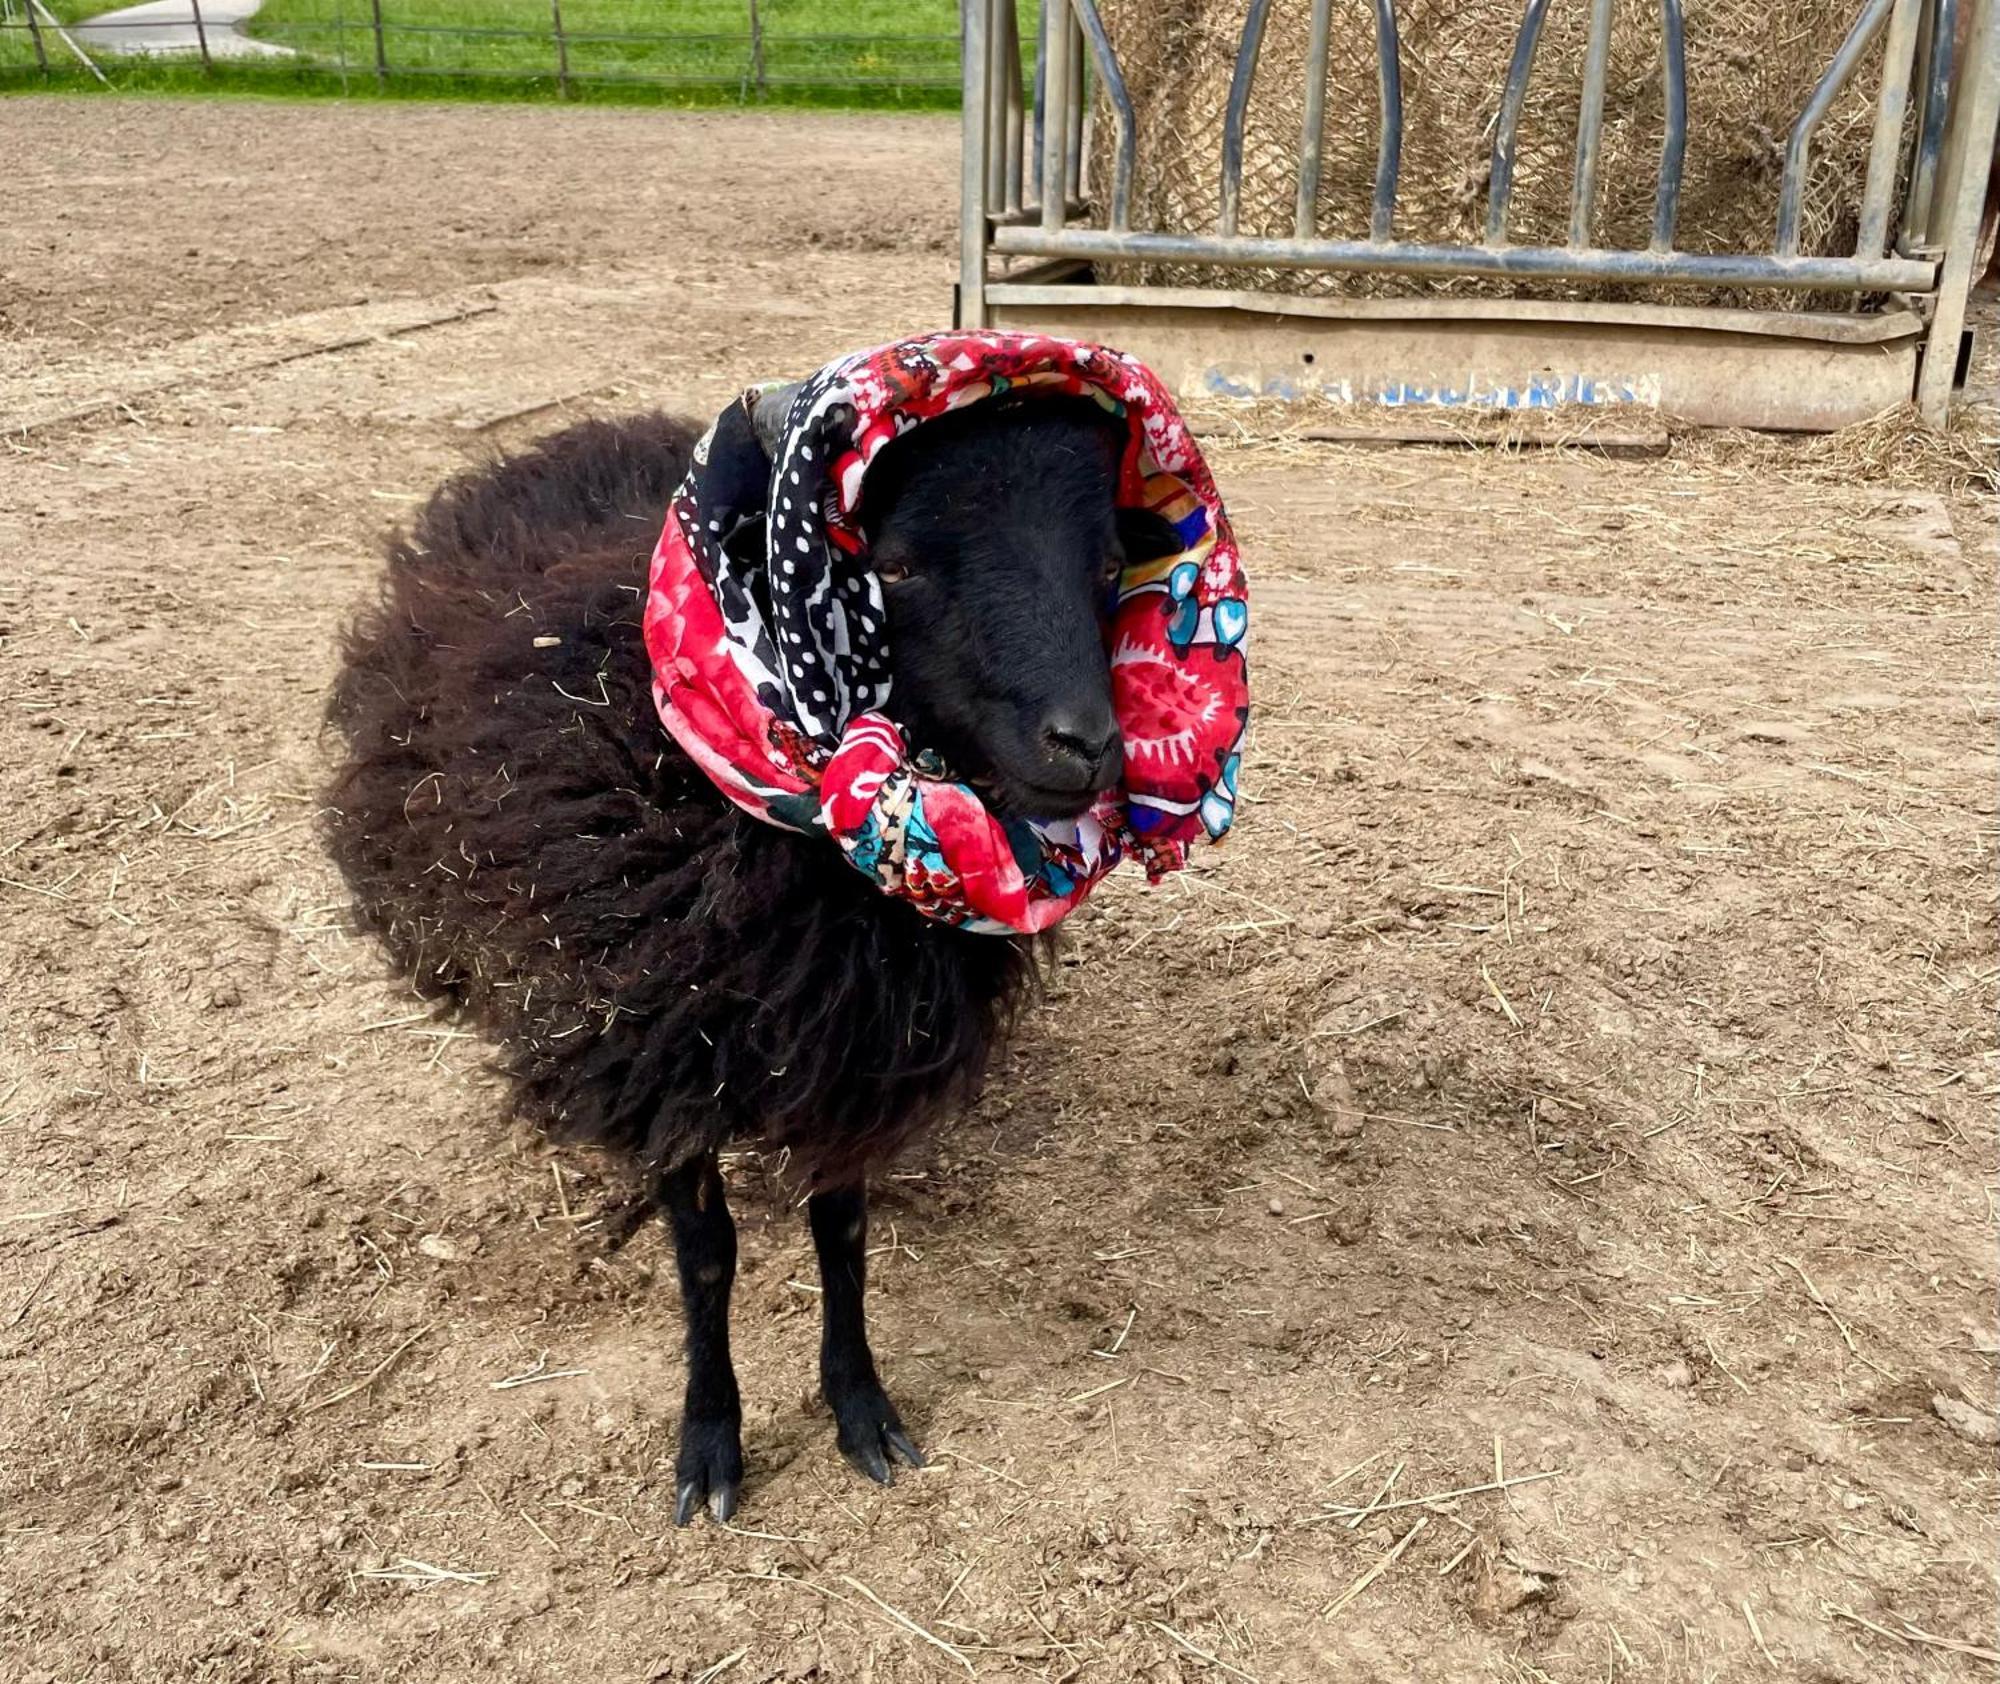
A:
[72, 0, 291, 58]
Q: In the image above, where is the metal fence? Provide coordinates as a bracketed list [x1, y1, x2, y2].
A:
[0, 0, 978, 101]
[959, 0, 2000, 424]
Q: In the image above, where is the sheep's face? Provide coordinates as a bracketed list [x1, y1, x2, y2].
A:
[859, 396, 1181, 821]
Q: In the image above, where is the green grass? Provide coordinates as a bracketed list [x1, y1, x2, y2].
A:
[1, 0, 107, 71]
[0, 0, 1029, 108]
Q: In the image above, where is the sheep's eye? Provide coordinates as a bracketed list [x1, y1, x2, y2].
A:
[1101, 552, 1126, 585]
[872, 542, 917, 585]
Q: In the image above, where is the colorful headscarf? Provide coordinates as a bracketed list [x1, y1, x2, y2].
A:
[642, 331, 1249, 935]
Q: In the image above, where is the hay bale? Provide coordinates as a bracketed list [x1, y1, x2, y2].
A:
[1087, 0, 1891, 306]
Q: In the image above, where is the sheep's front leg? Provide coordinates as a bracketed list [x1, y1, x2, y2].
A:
[808, 1184, 925, 1484]
[663, 1152, 744, 1525]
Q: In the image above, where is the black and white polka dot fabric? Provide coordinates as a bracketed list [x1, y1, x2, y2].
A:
[677, 357, 898, 749]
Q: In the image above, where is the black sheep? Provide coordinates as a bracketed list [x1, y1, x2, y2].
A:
[324, 395, 1185, 1522]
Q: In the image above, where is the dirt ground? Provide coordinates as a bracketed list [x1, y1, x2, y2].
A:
[3, 97, 1997, 1684]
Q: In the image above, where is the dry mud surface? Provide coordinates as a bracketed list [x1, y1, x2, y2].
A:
[3, 97, 1997, 1684]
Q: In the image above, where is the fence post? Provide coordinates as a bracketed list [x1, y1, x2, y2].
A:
[190, 0, 212, 72]
[1916, 0, 2000, 420]
[959, 0, 991, 326]
[23, 0, 50, 75]
[746, 0, 765, 99]
[550, 0, 569, 97]
[369, 0, 387, 87]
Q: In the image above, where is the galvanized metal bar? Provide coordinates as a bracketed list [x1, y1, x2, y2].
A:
[1041, 0, 1073, 230]
[961, 0, 992, 328]
[1858, 0, 1926, 255]
[1219, 0, 1277, 236]
[985, 0, 1009, 210]
[1652, 0, 1688, 250]
[1003, 0, 1026, 215]
[1488, 0, 1557, 244]
[1917, 0, 1999, 418]
[1294, 0, 1336, 239]
[1031, 5, 1047, 212]
[992, 222, 1937, 290]
[1930, 0, 1990, 214]
[1076, 18, 1094, 202]
[1370, 0, 1404, 240]
[1911, 0, 1938, 130]
[1066, 6, 1086, 197]
[1570, 0, 1617, 247]
[1906, 0, 1941, 235]
[1071, 0, 1136, 232]
[984, 279, 1928, 342]
[1778, 0, 1895, 255]
[1907, 0, 1957, 244]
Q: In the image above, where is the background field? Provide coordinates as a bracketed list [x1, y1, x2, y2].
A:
[243, 0, 963, 97]
[0, 0, 102, 73]
[3, 93, 1998, 1684]
[0, 0, 1011, 104]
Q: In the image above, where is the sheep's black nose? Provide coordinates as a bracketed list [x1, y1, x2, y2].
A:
[1040, 707, 1123, 790]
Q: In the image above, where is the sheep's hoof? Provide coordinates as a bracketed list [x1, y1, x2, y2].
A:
[830, 1382, 925, 1486]
[672, 1413, 744, 1526]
